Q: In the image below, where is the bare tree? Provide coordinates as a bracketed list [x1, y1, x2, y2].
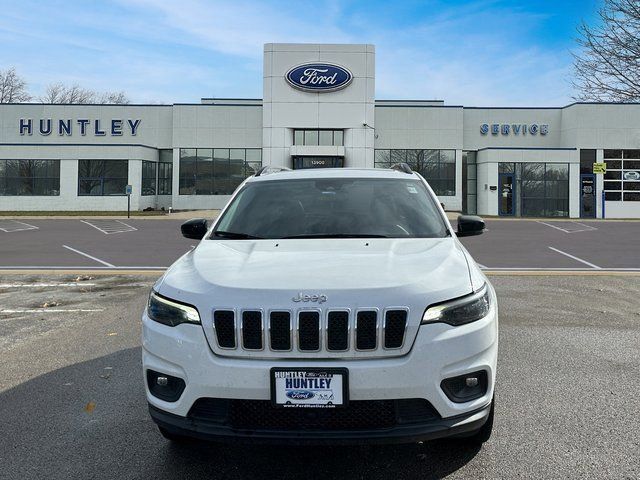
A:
[573, 0, 640, 101]
[97, 90, 130, 104]
[0, 67, 32, 103]
[40, 82, 94, 104]
[40, 82, 131, 104]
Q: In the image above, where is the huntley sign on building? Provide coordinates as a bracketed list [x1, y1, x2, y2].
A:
[19, 118, 142, 136]
[1, 43, 640, 218]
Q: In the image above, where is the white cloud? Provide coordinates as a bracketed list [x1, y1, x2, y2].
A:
[116, 0, 353, 58]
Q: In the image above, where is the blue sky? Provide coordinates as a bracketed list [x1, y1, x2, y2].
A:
[0, 0, 600, 105]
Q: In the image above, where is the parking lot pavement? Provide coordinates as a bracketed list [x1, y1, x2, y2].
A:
[459, 219, 640, 270]
[0, 219, 192, 269]
[0, 274, 638, 479]
[0, 218, 639, 272]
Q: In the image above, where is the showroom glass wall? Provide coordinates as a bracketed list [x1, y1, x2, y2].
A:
[0, 159, 60, 196]
[374, 149, 456, 196]
[498, 162, 569, 217]
[78, 160, 128, 196]
[141, 151, 173, 196]
[179, 148, 262, 195]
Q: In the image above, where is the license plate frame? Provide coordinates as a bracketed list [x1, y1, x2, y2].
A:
[270, 367, 349, 409]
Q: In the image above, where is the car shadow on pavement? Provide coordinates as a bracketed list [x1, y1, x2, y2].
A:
[0, 347, 482, 480]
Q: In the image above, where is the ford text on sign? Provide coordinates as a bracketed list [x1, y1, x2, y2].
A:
[285, 63, 353, 92]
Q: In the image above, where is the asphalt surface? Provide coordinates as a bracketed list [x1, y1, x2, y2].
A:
[1, 274, 638, 479]
[0, 218, 191, 268]
[0, 218, 639, 271]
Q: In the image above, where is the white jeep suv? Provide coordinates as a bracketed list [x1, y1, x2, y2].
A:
[142, 164, 498, 445]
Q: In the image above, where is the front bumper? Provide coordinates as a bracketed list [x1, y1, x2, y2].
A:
[142, 296, 498, 441]
[149, 401, 492, 445]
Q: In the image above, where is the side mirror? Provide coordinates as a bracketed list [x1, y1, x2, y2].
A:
[181, 218, 209, 240]
[456, 215, 485, 237]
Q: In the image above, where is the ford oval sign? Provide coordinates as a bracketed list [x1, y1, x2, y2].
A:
[623, 171, 640, 181]
[285, 63, 353, 92]
[286, 390, 315, 400]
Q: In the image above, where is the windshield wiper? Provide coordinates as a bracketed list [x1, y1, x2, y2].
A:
[212, 231, 264, 239]
[282, 233, 388, 239]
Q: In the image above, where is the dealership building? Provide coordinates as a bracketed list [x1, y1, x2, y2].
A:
[1, 43, 640, 218]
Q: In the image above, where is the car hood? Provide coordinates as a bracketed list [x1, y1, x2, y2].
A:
[158, 238, 474, 311]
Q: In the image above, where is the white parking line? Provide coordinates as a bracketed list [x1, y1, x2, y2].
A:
[0, 220, 39, 233]
[0, 308, 104, 314]
[62, 245, 116, 267]
[81, 219, 137, 234]
[548, 246, 601, 269]
[0, 282, 97, 288]
[537, 221, 598, 234]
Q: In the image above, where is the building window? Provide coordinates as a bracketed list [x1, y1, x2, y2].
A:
[293, 129, 344, 146]
[0, 159, 60, 196]
[158, 149, 173, 195]
[374, 149, 456, 196]
[462, 151, 477, 214]
[580, 149, 596, 174]
[78, 160, 128, 196]
[604, 149, 640, 201]
[141, 161, 157, 196]
[499, 162, 569, 217]
[179, 148, 262, 195]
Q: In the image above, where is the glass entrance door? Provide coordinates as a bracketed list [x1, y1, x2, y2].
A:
[580, 174, 596, 218]
[498, 173, 515, 216]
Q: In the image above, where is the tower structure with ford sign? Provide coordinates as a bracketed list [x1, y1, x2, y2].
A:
[1, 43, 640, 218]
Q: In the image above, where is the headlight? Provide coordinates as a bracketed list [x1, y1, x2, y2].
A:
[147, 291, 200, 326]
[421, 284, 490, 326]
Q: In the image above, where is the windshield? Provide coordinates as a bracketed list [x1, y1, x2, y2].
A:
[212, 177, 449, 239]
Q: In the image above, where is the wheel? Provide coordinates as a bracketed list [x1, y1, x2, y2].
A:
[158, 426, 188, 443]
[467, 400, 494, 444]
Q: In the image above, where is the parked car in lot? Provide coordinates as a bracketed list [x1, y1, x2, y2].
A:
[142, 164, 498, 445]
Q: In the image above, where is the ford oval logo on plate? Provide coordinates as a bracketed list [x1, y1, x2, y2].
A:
[285, 63, 353, 92]
[286, 390, 315, 400]
[623, 171, 640, 181]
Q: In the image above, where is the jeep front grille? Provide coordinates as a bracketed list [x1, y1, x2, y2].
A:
[213, 310, 235, 348]
[384, 310, 408, 349]
[326, 311, 349, 351]
[210, 307, 410, 358]
[269, 311, 292, 351]
[241, 311, 262, 350]
[298, 311, 320, 351]
[355, 311, 378, 350]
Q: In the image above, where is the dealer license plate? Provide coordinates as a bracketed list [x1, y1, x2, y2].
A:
[271, 368, 348, 408]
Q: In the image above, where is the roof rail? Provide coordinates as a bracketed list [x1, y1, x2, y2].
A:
[255, 166, 292, 177]
[390, 163, 413, 174]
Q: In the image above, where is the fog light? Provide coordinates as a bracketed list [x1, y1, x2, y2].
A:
[441, 370, 488, 403]
[465, 377, 478, 388]
[146, 370, 186, 402]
